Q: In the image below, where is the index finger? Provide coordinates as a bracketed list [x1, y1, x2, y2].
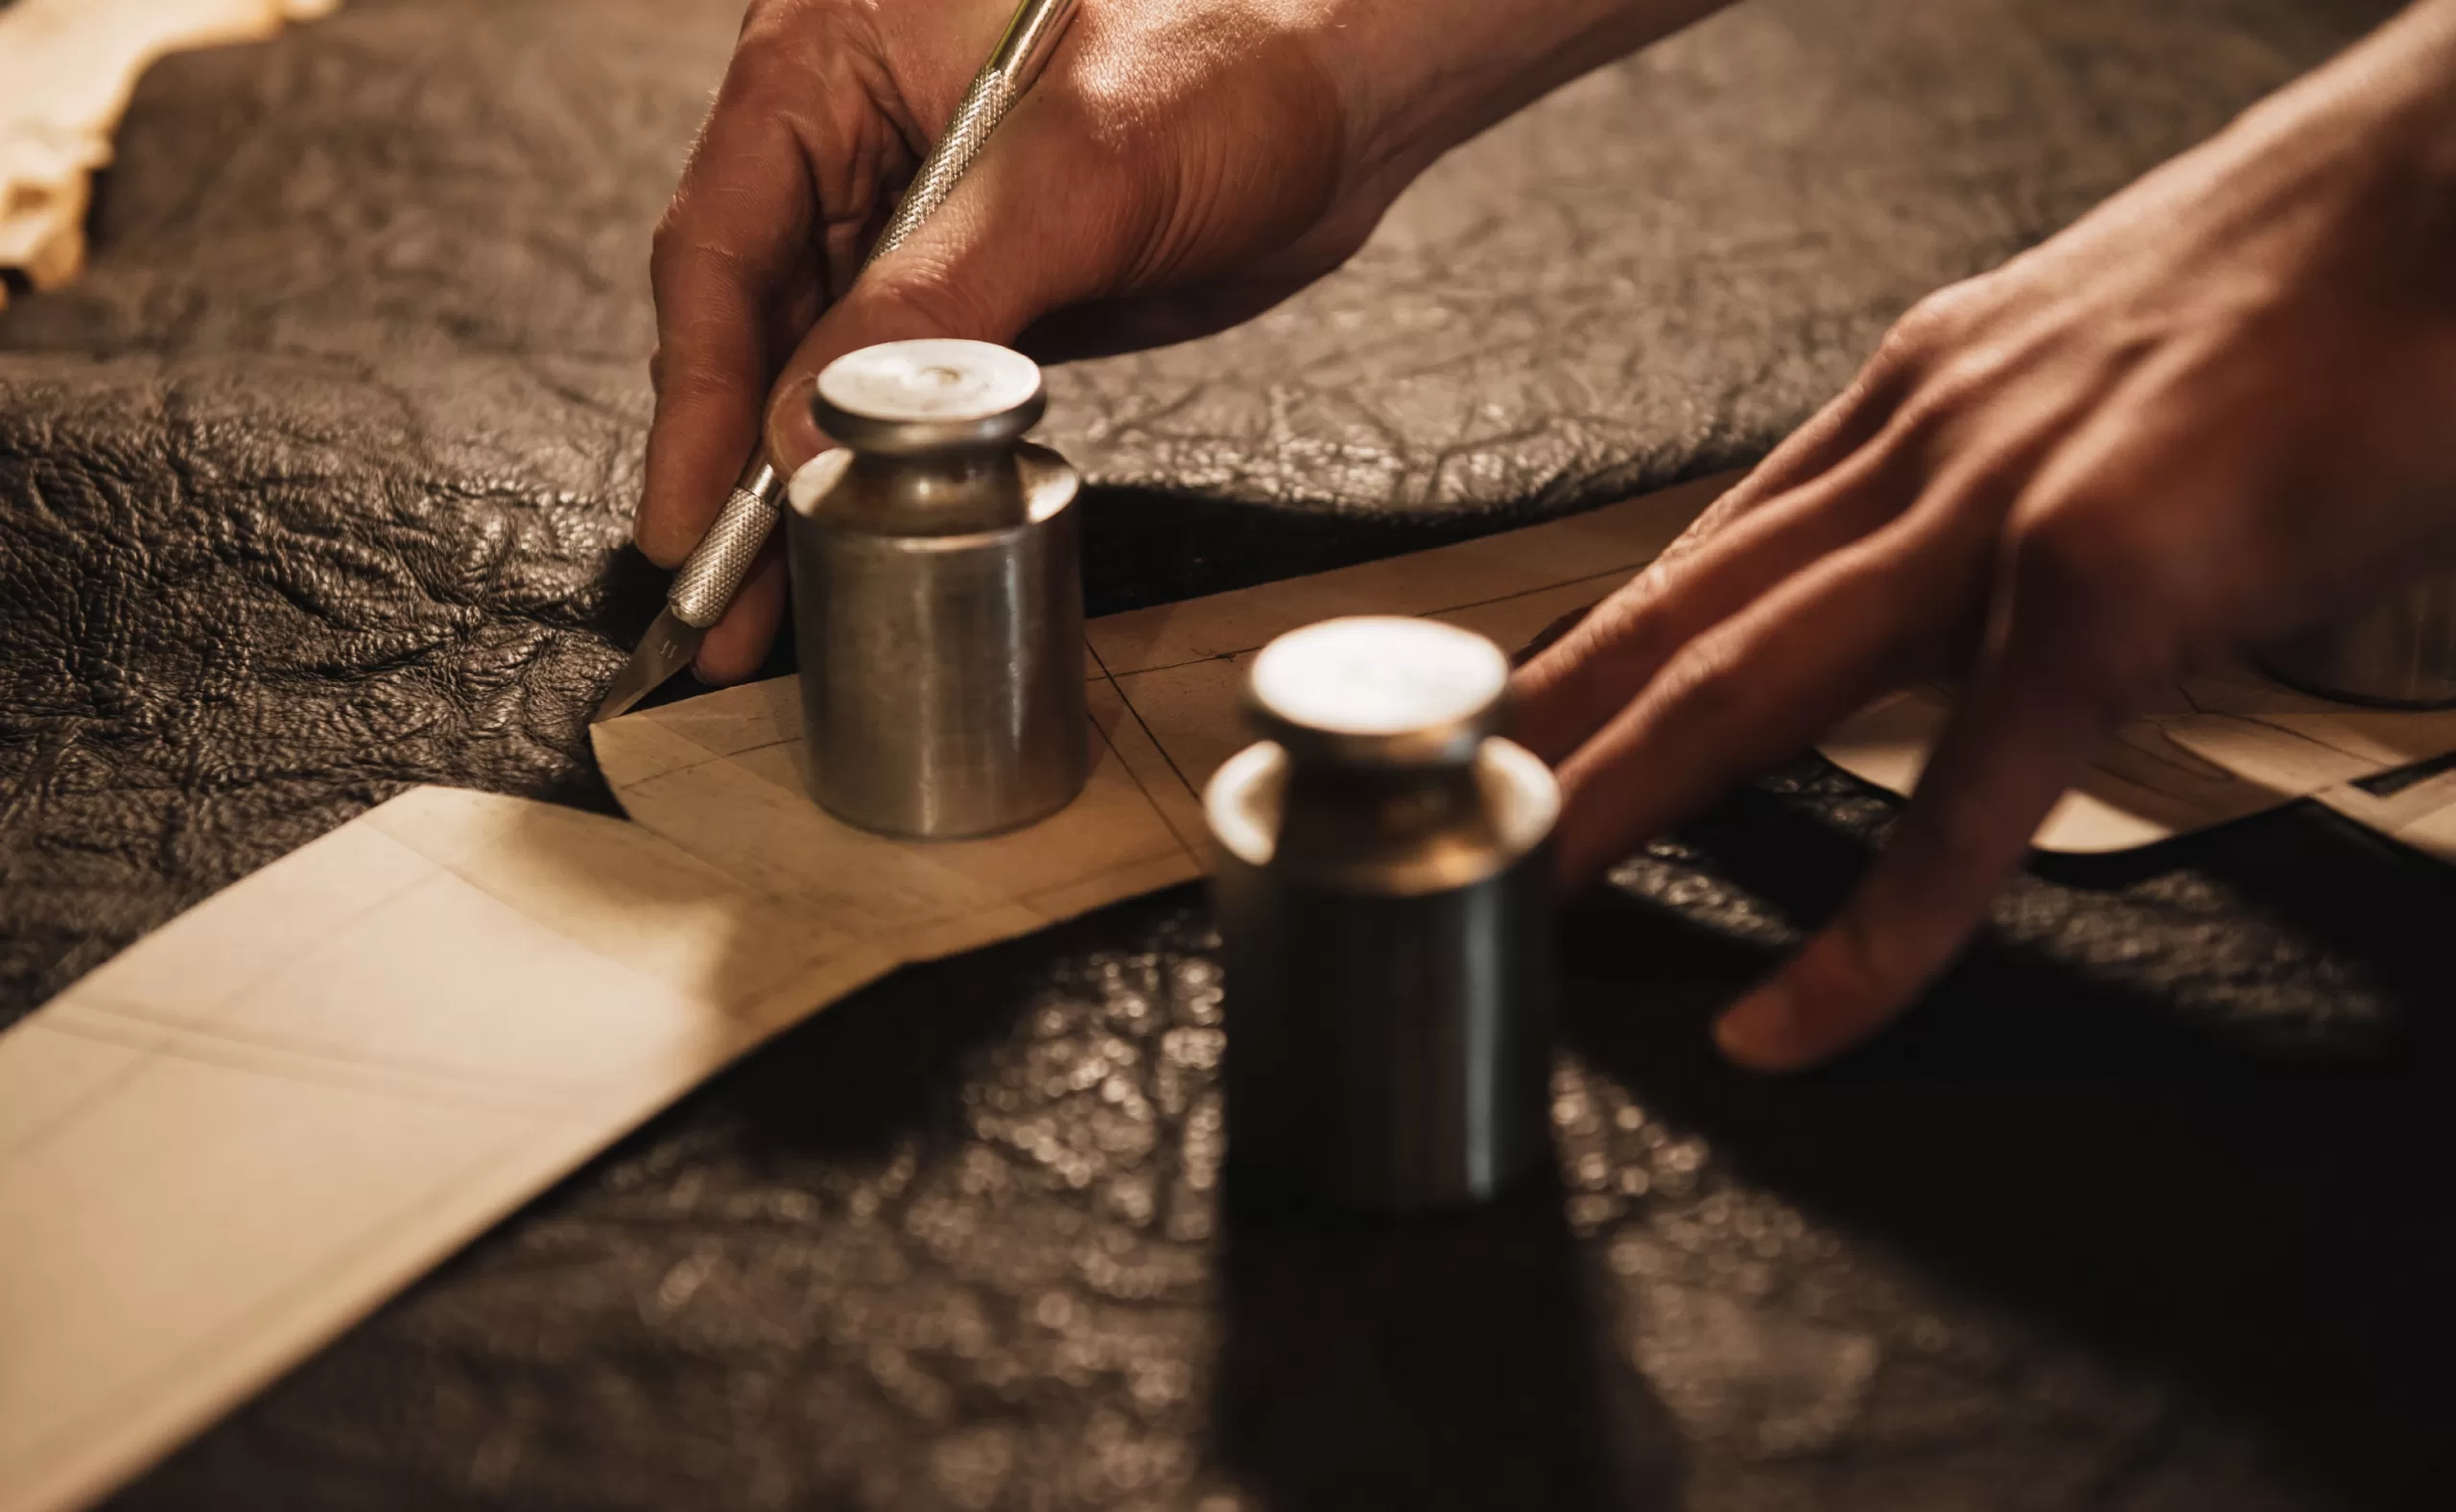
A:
[1712, 648, 2114, 1071]
[1547, 498, 1980, 888]
[637, 75, 822, 568]
[1512, 350, 1921, 763]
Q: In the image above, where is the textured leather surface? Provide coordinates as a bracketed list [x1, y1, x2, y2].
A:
[4, 0, 2449, 1506]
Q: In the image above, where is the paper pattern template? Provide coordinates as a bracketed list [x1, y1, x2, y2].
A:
[0, 474, 1723, 1512]
[1818, 668, 2456, 857]
[0, 790, 898, 1512]
[15, 460, 2456, 1512]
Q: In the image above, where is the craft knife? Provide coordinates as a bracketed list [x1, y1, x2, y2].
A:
[594, 0, 1083, 722]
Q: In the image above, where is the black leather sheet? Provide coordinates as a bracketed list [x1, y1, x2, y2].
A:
[4, 0, 2450, 1507]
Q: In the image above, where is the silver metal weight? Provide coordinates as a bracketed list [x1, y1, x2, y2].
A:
[2260, 569, 2456, 709]
[786, 339, 1090, 839]
[1206, 616, 1560, 1213]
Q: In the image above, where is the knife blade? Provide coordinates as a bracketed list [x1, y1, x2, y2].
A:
[593, 0, 1084, 724]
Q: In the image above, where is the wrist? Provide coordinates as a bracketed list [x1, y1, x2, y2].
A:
[2234, 0, 2456, 276]
[2230, 0, 2456, 171]
[1297, 0, 1726, 184]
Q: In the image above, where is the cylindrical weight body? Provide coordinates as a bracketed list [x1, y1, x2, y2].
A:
[2261, 569, 2456, 709]
[789, 443, 1089, 838]
[1206, 617, 1558, 1213]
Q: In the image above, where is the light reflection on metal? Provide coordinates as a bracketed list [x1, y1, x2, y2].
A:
[1209, 617, 1559, 1213]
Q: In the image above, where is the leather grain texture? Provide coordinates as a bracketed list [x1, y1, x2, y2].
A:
[4, 0, 2448, 1507]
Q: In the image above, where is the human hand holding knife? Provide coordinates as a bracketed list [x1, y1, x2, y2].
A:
[614, 0, 1673, 709]
[597, 0, 1084, 721]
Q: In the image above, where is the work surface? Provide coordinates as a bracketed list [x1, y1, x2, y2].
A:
[3, 0, 2450, 1507]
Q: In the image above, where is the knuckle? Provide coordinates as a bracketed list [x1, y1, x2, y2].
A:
[1872, 286, 1971, 377]
[1550, 579, 1677, 691]
[650, 221, 761, 312]
[1886, 349, 2017, 453]
[648, 213, 686, 284]
[735, 0, 822, 54]
[1655, 626, 1747, 728]
[655, 350, 735, 412]
[1669, 488, 1757, 556]
[1868, 279, 2009, 391]
[725, 37, 807, 108]
[869, 263, 1005, 339]
[1899, 280, 1987, 346]
[2004, 498, 2178, 700]
[1925, 341, 2019, 410]
[1888, 381, 1965, 449]
[1586, 563, 1678, 650]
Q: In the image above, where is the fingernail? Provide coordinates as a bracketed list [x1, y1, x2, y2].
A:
[1712, 987, 1799, 1072]
[630, 499, 685, 569]
[765, 386, 825, 475]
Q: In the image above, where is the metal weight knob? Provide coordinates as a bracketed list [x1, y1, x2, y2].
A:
[812, 338, 1047, 458]
[1207, 616, 1561, 1212]
[787, 339, 1089, 839]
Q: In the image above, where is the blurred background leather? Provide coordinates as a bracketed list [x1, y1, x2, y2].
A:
[5, 1, 2450, 1507]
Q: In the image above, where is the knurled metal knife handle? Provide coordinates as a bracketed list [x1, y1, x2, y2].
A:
[668, 459, 783, 627]
[657, 0, 1077, 637]
[866, 0, 1080, 268]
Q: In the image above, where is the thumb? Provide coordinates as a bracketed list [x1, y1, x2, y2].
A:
[762, 113, 1127, 468]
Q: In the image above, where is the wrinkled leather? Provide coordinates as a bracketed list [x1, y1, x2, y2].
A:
[4, 0, 2447, 1507]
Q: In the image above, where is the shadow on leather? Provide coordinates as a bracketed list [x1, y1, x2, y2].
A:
[1076, 485, 1526, 617]
[722, 974, 994, 1157]
[720, 889, 1206, 1157]
[1562, 791, 2456, 1512]
[1214, 1176, 1685, 1512]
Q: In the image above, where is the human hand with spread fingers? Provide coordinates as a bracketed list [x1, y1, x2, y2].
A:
[635, 0, 1720, 683]
[650, 0, 2456, 1074]
[1514, 0, 2456, 1073]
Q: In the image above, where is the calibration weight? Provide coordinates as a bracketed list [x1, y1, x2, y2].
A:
[1207, 616, 1561, 1212]
[786, 339, 1091, 839]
